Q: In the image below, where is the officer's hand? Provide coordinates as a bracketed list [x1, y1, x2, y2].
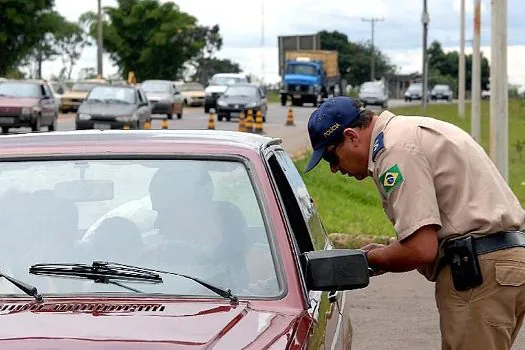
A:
[360, 242, 386, 251]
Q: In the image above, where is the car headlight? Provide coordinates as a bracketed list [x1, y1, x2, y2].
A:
[78, 113, 91, 120]
[217, 100, 227, 107]
[247, 102, 257, 108]
[116, 115, 133, 122]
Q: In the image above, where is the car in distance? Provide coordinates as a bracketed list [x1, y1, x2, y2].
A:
[358, 81, 389, 109]
[204, 73, 248, 113]
[60, 79, 109, 113]
[216, 83, 268, 122]
[0, 79, 58, 133]
[430, 84, 453, 102]
[180, 82, 206, 107]
[0, 129, 370, 348]
[141, 80, 183, 120]
[404, 82, 430, 102]
[75, 85, 152, 130]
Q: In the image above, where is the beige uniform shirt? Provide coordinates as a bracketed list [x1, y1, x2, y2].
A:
[368, 110, 525, 281]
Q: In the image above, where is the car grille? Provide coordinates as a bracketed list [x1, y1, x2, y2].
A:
[288, 84, 309, 92]
[0, 107, 21, 116]
[228, 103, 246, 109]
[91, 115, 117, 121]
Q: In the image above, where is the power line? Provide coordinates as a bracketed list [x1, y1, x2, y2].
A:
[361, 17, 384, 81]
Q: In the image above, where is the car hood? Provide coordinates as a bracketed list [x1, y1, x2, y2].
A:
[79, 102, 136, 116]
[205, 85, 229, 94]
[182, 91, 205, 98]
[144, 92, 171, 101]
[0, 97, 39, 108]
[283, 74, 318, 85]
[0, 299, 301, 349]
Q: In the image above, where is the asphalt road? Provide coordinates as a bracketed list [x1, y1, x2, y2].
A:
[5, 99, 523, 349]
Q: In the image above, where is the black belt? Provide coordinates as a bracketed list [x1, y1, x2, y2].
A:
[473, 230, 525, 254]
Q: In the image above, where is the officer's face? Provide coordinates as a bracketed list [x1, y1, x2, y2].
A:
[326, 129, 369, 180]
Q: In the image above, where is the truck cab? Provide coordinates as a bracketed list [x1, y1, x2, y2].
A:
[281, 58, 326, 107]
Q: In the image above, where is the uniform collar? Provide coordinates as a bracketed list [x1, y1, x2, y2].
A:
[367, 110, 397, 174]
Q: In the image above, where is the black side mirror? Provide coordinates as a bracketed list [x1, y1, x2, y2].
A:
[302, 249, 370, 291]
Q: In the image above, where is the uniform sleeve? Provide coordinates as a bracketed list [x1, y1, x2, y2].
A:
[374, 145, 442, 241]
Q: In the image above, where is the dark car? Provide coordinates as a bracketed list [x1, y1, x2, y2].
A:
[75, 85, 152, 130]
[431, 84, 453, 102]
[0, 130, 370, 349]
[0, 80, 58, 133]
[140, 80, 183, 120]
[216, 84, 268, 122]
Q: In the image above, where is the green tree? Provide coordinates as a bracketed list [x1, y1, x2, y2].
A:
[191, 58, 241, 85]
[0, 0, 59, 76]
[81, 0, 218, 81]
[428, 40, 490, 91]
[319, 30, 396, 86]
[56, 21, 91, 80]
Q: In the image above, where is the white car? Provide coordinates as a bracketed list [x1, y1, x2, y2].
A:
[358, 81, 389, 108]
[204, 73, 248, 113]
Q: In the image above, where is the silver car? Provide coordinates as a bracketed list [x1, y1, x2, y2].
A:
[141, 80, 184, 119]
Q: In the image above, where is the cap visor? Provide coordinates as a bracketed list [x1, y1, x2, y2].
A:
[304, 147, 324, 173]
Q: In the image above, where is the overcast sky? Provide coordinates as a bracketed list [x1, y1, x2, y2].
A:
[44, 0, 525, 86]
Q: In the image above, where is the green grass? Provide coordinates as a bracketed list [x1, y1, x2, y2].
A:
[294, 99, 525, 246]
[267, 90, 280, 104]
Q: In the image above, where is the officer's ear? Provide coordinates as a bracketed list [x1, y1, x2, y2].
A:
[343, 128, 360, 146]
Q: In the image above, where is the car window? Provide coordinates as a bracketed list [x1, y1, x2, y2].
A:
[86, 86, 136, 104]
[223, 86, 258, 97]
[42, 84, 52, 98]
[0, 159, 281, 298]
[0, 82, 41, 98]
[272, 150, 328, 251]
[141, 81, 171, 93]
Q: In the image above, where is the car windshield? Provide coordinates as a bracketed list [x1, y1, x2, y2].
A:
[87, 86, 136, 104]
[407, 84, 422, 92]
[0, 82, 41, 98]
[361, 84, 382, 93]
[181, 83, 204, 91]
[433, 85, 449, 92]
[141, 81, 171, 93]
[286, 64, 317, 76]
[210, 76, 245, 85]
[0, 159, 280, 298]
[223, 86, 257, 97]
[72, 83, 104, 92]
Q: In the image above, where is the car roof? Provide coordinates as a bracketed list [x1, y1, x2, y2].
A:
[0, 130, 282, 156]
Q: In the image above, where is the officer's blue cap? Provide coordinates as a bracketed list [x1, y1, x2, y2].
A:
[304, 96, 364, 173]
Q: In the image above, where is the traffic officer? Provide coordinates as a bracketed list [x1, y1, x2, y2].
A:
[304, 96, 525, 350]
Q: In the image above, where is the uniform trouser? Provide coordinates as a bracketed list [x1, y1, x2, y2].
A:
[435, 247, 525, 350]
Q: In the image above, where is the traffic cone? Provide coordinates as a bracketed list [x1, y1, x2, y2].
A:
[286, 107, 295, 126]
[238, 111, 246, 132]
[254, 110, 264, 134]
[161, 118, 169, 129]
[245, 109, 254, 133]
[144, 119, 152, 130]
[208, 109, 215, 130]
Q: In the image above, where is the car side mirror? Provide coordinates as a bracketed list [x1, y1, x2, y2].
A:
[302, 249, 370, 291]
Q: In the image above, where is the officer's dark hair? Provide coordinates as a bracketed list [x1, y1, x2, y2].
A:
[347, 98, 374, 129]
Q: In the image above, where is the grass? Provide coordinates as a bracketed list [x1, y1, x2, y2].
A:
[294, 99, 525, 247]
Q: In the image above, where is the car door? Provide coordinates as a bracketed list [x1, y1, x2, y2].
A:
[265, 148, 350, 349]
[40, 83, 56, 124]
[137, 89, 151, 123]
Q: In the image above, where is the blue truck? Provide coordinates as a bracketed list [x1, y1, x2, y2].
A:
[278, 35, 340, 107]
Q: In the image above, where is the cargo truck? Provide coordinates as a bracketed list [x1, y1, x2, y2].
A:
[278, 34, 341, 107]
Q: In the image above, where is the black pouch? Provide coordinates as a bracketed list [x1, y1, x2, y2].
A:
[443, 236, 483, 291]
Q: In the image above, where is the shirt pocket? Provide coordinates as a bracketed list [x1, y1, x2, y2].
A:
[495, 260, 525, 287]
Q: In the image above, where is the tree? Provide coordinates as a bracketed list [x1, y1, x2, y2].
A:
[78, 67, 97, 80]
[319, 30, 396, 86]
[428, 40, 490, 91]
[56, 21, 91, 80]
[81, 0, 217, 81]
[191, 58, 241, 85]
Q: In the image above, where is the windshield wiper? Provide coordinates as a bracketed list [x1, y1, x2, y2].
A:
[29, 261, 163, 293]
[30, 261, 238, 304]
[0, 271, 43, 303]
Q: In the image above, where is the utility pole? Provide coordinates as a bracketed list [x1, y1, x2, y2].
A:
[471, 0, 481, 143]
[261, 0, 265, 85]
[97, 0, 103, 78]
[422, 0, 429, 111]
[361, 17, 384, 81]
[490, 0, 508, 181]
[458, 0, 466, 118]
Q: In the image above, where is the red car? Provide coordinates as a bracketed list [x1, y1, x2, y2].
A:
[0, 130, 370, 349]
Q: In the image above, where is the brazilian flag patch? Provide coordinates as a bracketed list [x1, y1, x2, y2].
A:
[379, 164, 404, 194]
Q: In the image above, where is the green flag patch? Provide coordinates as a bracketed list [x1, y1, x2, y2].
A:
[379, 164, 404, 194]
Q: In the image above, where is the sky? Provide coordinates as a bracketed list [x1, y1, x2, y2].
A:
[43, 0, 525, 86]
